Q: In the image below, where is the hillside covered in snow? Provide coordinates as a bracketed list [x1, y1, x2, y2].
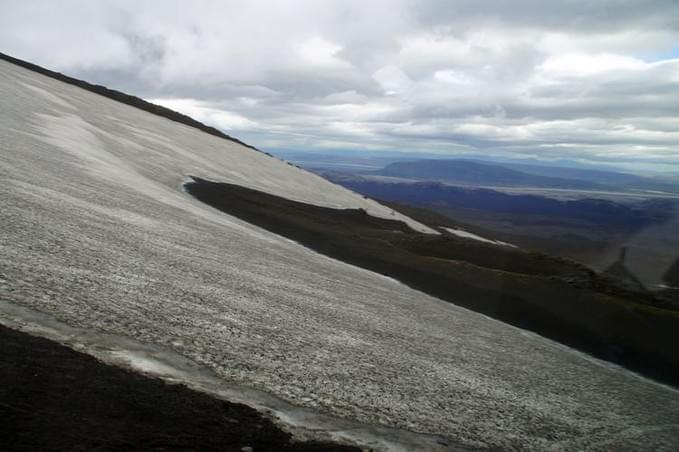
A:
[2, 56, 679, 450]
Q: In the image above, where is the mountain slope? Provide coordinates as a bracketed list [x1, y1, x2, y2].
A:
[2, 56, 679, 450]
[0, 51, 260, 152]
[664, 258, 679, 287]
[185, 176, 679, 387]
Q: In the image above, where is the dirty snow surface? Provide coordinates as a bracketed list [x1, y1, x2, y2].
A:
[1, 59, 679, 451]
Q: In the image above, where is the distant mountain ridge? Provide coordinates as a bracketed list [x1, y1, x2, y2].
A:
[374, 159, 605, 189]
[368, 158, 679, 194]
[327, 173, 672, 229]
[488, 160, 679, 192]
[503, 161, 647, 185]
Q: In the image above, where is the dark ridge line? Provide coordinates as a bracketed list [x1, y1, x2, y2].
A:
[0, 51, 271, 156]
[665, 258, 679, 287]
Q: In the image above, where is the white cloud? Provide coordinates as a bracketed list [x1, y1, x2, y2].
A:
[150, 98, 259, 131]
[539, 53, 646, 77]
[297, 36, 350, 68]
[372, 65, 413, 95]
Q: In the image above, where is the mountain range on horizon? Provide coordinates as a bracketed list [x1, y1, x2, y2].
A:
[374, 159, 605, 189]
[276, 148, 679, 196]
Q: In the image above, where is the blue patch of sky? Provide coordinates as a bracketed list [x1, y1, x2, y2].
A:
[644, 46, 679, 62]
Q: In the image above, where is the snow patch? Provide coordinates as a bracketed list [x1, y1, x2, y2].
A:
[441, 227, 517, 247]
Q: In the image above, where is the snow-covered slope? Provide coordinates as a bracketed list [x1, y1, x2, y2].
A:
[2, 59, 679, 450]
[442, 227, 517, 247]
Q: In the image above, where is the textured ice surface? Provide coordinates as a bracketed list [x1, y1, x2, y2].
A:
[0, 302, 454, 452]
[2, 59, 679, 450]
[442, 227, 517, 247]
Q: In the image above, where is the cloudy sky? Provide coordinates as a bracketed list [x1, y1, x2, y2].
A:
[2, 0, 679, 172]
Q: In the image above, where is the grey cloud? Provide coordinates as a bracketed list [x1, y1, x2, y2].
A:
[1, 0, 678, 171]
[412, 0, 679, 34]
